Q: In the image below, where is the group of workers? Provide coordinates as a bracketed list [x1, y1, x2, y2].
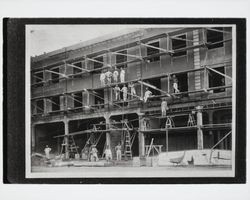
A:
[113, 82, 137, 101]
[113, 85, 154, 103]
[104, 143, 122, 162]
[80, 142, 122, 162]
[100, 67, 125, 86]
[81, 142, 122, 162]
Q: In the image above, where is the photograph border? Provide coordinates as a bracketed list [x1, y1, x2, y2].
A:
[3, 18, 246, 184]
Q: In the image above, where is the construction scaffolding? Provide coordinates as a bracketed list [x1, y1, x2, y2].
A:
[31, 27, 233, 161]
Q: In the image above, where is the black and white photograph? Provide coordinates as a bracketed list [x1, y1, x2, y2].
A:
[26, 24, 236, 178]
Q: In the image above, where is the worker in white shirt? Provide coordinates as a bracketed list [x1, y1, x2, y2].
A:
[44, 145, 52, 160]
[113, 85, 121, 101]
[172, 75, 180, 93]
[106, 69, 113, 85]
[100, 71, 106, 86]
[90, 145, 99, 162]
[161, 98, 169, 116]
[120, 67, 125, 83]
[104, 145, 112, 162]
[144, 87, 152, 102]
[129, 82, 136, 99]
[113, 67, 119, 83]
[121, 85, 128, 101]
[115, 143, 122, 161]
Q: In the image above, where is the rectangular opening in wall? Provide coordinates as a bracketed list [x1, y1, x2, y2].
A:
[51, 67, 60, 83]
[34, 71, 44, 87]
[175, 73, 188, 97]
[116, 50, 127, 68]
[36, 99, 44, 114]
[94, 89, 104, 107]
[73, 92, 83, 108]
[73, 62, 83, 78]
[93, 56, 103, 69]
[146, 78, 162, 101]
[208, 66, 225, 93]
[51, 96, 60, 111]
[172, 34, 187, 57]
[146, 41, 160, 63]
[207, 28, 224, 49]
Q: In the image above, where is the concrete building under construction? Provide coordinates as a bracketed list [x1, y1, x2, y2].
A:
[30, 27, 233, 164]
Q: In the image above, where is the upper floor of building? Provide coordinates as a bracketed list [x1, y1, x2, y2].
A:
[30, 27, 233, 122]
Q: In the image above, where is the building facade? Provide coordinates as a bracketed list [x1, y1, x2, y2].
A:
[30, 27, 232, 160]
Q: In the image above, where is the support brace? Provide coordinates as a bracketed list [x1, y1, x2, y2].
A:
[139, 42, 173, 54]
[87, 57, 112, 68]
[111, 51, 143, 60]
[138, 81, 170, 96]
[45, 69, 67, 78]
[205, 66, 233, 81]
[67, 63, 90, 72]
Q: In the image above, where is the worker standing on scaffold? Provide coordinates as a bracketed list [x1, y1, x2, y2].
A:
[172, 75, 180, 93]
[161, 98, 169, 116]
[120, 67, 125, 83]
[129, 82, 136, 99]
[113, 85, 121, 101]
[144, 87, 152, 102]
[113, 67, 119, 83]
[121, 84, 128, 101]
[100, 70, 106, 86]
[106, 69, 113, 85]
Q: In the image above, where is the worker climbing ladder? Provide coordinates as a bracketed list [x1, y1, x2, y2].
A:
[187, 113, 196, 127]
[165, 116, 175, 128]
[60, 135, 79, 159]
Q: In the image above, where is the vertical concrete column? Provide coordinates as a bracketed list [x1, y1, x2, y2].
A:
[138, 114, 145, 157]
[64, 117, 69, 159]
[31, 124, 36, 152]
[208, 111, 214, 147]
[60, 96, 65, 111]
[105, 114, 111, 147]
[44, 69, 51, 85]
[193, 29, 202, 90]
[196, 106, 204, 150]
[44, 98, 52, 114]
[166, 128, 169, 153]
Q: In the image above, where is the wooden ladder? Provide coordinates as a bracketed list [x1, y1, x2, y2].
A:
[123, 122, 133, 160]
[187, 114, 196, 127]
[60, 135, 79, 158]
[165, 116, 175, 128]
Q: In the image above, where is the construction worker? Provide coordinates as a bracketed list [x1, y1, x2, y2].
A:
[81, 141, 90, 161]
[106, 69, 113, 85]
[113, 67, 119, 83]
[144, 87, 152, 102]
[90, 145, 99, 162]
[121, 85, 128, 101]
[129, 82, 136, 99]
[120, 67, 125, 83]
[172, 75, 180, 93]
[104, 145, 112, 162]
[113, 85, 121, 101]
[100, 71, 106, 86]
[161, 98, 169, 116]
[115, 142, 122, 161]
[44, 145, 52, 160]
[142, 117, 150, 130]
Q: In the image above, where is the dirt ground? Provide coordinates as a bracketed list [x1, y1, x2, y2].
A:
[30, 164, 233, 178]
